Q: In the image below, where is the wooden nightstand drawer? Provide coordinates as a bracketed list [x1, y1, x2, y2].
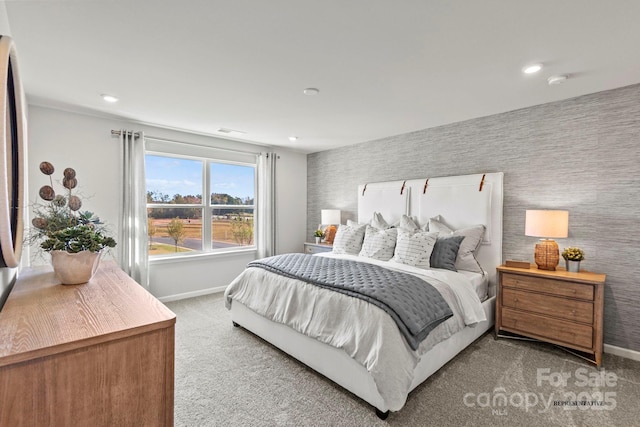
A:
[502, 273, 594, 300]
[501, 307, 593, 349]
[502, 288, 593, 324]
[496, 265, 606, 366]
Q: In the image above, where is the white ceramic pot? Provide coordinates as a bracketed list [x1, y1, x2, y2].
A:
[315, 237, 320, 244]
[50, 250, 102, 285]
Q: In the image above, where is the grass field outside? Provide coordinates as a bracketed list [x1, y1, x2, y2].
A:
[149, 242, 192, 255]
[148, 217, 254, 255]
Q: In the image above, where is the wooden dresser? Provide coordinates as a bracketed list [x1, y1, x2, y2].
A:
[495, 264, 606, 366]
[0, 261, 176, 426]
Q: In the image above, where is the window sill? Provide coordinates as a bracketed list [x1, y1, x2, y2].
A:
[149, 247, 257, 265]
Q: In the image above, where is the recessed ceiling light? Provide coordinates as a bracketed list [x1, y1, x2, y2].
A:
[522, 63, 543, 74]
[101, 94, 118, 103]
[547, 75, 569, 85]
[288, 136, 298, 142]
[303, 88, 319, 96]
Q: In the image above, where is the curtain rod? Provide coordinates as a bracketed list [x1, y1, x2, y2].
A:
[110, 130, 263, 156]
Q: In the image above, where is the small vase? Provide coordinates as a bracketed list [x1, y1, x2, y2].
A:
[50, 250, 102, 285]
[315, 237, 320, 244]
[565, 259, 581, 273]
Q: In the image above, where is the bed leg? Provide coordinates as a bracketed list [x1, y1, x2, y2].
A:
[232, 321, 240, 327]
[375, 408, 389, 420]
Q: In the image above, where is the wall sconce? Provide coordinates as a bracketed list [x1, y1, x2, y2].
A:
[320, 209, 341, 244]
[525, 210, 569, 271]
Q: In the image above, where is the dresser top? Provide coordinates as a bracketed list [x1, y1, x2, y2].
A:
[0, 260, 176, 367]
[498, 264, 606, 285]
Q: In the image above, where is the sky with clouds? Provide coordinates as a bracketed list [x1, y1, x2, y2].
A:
[145, 155, 255, 200]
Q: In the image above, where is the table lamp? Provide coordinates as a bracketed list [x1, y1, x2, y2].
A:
[321, 209, 341, 244]
[525, 210, 569, 271]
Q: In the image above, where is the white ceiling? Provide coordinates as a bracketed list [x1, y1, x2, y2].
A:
[4, 1, 640, 154]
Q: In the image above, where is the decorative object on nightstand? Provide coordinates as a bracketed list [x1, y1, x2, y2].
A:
[320, 209, 341, 244]
[313, 229, 324, 244]
[562, 247, 584, 272]
[495, 264, 606, 366]
[525, 210, 568, 271]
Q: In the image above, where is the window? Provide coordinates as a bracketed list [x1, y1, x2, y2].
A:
[145, 146, 256, 258]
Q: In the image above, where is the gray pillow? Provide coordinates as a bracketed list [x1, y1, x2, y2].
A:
[429, 217, 486, 273]
[430, 235, 465, 271]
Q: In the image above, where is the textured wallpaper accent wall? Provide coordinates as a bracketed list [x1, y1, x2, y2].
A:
[307, 83, 640, 351]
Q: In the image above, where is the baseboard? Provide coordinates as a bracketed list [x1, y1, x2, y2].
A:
[157, 286, 226, 303]
[604, 343, 640, 362]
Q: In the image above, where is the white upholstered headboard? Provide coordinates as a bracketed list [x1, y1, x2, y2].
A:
[357, 172, 503, 291]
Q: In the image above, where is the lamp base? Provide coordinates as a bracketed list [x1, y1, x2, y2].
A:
[534, 239, 559, 271]
[324, 225, 337, 244]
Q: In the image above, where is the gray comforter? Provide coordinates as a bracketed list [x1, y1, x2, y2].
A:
[247, 253, 453, 350]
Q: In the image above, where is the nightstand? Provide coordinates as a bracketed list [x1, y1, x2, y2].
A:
[495, 264, 606, 366]
[304, 242, 333, 254]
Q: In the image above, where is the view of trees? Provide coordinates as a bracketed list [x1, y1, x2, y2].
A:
[147, 191, 254, 219]
[166, 217, 187, 252]
[230, 216, 254, 245]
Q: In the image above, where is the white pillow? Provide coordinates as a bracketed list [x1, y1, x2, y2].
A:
[429, 217, 486, 273]
[347, 212, 390, 230]
[392, 229, 439, 269]
[359, 225, 397, 261]
[371, 212, 391, 230]
[398, 214, 420, 231]
[332, 223, 366, 255]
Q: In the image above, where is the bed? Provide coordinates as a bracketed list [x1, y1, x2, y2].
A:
[225, 172, 503, 418]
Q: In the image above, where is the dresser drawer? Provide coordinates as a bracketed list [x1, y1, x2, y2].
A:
[502, 273, 594, 300]
[501, 288, 593, 324]
[501, 307, 593, 350]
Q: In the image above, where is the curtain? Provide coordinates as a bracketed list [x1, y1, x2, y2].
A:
[257, 152, 277, 258]
[118, 130, 149, 287]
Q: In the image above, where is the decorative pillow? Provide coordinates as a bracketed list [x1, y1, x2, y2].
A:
[371, 212, 391, 230]
[429, 217, 486, 273]
[332, 223, 366, 255]
[359, 225, 397, 261]
[398, 214, 420, 231]
[430, 235, 465, 271]
[392, 229, 438, 269]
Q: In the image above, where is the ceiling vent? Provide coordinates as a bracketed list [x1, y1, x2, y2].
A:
[217, 128, 246, 135]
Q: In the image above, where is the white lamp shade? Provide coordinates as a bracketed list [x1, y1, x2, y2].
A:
[525, 210, 569, 238]
[321, 209, 341, 225]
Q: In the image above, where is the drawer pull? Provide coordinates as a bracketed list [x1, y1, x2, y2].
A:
[513, 298, 519, 302]
[571, 310, 576, 315]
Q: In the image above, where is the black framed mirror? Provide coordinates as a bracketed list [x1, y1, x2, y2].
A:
[0, 35, 26, 269]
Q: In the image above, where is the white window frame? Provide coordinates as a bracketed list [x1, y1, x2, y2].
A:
[145, 148, 257, 260]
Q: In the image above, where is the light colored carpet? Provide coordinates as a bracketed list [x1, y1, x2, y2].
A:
[166, 293, 640, 426]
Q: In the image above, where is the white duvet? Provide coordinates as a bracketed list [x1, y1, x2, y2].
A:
[224, 252, 486, 411]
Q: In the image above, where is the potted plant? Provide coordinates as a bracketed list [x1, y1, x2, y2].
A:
[30, 162, 116, 285]
[313, 229, 324, 244]
[562, 247, 584, 272]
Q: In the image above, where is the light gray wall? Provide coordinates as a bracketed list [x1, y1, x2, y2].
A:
[28, 106, 307, 300]
[307, 83, 640, 352]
